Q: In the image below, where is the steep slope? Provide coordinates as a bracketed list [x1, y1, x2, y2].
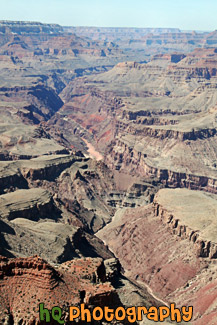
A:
[97, 188, 217, 324]
[56, 48, 217, 195]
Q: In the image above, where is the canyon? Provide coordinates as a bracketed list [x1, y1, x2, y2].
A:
[0, 20, 217, 324]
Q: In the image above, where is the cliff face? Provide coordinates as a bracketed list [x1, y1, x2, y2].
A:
[0, 253, 163, 324]
[0, 82, 67, 159]
[0, 147, 165, 323]
[105, 138, 217, 194]
[67, 27, 214, 56]
[0, 154, 118, 262]
[0, 21, 64, 35]
[0, 23, 121, 60]
[97, 204, 202, 299]
[153, 189, 217, 259]
[0, 255, 120, 324]
[0, 84, 63, 123]
[55, 49, 217, 198]
[0, 21, 125, 159]
[0, 188, 55, 221]
[97, 189, 217, 324]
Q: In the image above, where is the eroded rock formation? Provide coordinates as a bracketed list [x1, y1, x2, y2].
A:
[0, 21, 217, 325]
[97, 190, 217, 324]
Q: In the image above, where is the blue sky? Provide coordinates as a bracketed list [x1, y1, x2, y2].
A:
[0, 0, 216, 31]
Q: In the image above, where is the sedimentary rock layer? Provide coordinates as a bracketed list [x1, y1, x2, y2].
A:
[154, 188, 217, 258]
[97, 193, 217, 324]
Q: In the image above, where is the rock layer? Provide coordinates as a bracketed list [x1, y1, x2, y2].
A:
[154, 188, 217, 259]
[97, 199, 217, 324]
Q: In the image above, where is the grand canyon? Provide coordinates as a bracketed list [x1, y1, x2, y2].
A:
[0, 20, 217, 324]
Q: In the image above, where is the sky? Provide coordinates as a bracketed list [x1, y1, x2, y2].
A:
[0, 0, 216, 31]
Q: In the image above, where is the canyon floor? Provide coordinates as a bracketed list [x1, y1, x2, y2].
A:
[0, 21, 217, 325]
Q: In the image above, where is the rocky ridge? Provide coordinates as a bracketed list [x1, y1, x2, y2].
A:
[0, 255, 118, 324]
[153, 188, 217, 259]
[55, 48, 217, 198]
[97, 189, 217, 324]
[0, 149, 164, 323]
[0, 21, 64, 34]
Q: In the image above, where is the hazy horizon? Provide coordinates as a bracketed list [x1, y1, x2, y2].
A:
[0, 20, 211, 33]
[0, 0, 216, 31]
